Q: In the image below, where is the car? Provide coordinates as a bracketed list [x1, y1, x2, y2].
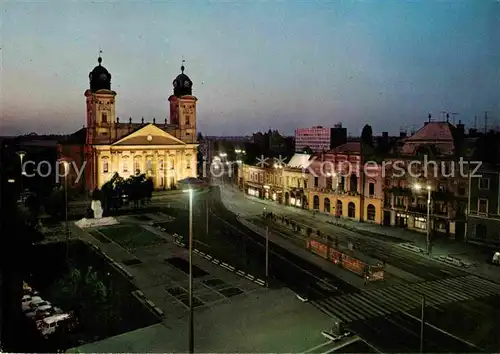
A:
[22, 296, 42, 311]
[25, 302, 52, 318]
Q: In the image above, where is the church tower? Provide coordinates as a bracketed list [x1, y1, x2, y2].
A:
[168, 62, 197, 143]
[84, 55, 117, 144]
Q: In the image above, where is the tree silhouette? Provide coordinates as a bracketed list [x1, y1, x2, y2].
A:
[361, 124, 373, 147]
[302, 146, 314, 155]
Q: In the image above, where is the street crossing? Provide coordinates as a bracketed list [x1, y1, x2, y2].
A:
[313, 275, 500, 323]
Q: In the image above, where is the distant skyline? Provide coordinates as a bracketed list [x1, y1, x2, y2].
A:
[1, 1, 499, 137]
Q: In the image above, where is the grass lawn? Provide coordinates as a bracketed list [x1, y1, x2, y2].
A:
[98, 225, 166, 249]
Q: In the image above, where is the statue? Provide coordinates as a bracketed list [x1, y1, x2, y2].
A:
[91, 199, 103, 219]
[91, 188, 103, 219]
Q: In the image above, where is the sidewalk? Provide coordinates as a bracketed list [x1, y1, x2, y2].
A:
[224, 186, 500, 283]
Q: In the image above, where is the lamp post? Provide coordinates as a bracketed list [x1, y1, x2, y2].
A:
[265, 226, 269, 287]
[63, 161, 69, 263]
[414, 184, 432, 255]
[16, 151, 26, 193]
[184, 187, 195, 353]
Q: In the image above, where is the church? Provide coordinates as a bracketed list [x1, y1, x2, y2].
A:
[60, 56, 199, 192]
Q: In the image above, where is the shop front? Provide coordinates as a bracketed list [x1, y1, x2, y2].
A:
[245, 182, 264, 199]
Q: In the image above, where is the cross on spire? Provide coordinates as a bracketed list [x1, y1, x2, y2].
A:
[98, 48, 103, 65]
[181, 57, 185, 73]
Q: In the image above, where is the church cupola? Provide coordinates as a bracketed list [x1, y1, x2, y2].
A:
[89, 55, 112, 92]
[172, 62, 193, 97]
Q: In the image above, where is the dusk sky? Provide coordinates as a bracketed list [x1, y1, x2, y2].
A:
[1, 1, 499, 137]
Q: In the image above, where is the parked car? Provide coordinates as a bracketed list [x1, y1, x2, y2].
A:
[26, 303, 53, 318]
[30, 307, 63, 320]
[22, 296, 42, 311]
[38, 313, 71, 338]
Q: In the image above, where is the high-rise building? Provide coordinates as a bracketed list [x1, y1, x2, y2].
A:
[294, 124, 347, 152]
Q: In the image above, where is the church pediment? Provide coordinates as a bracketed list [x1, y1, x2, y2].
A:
[112, 123, 186, 146]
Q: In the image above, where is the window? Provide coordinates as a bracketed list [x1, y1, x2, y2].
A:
[314, 177, 319, 187]
[186, 155, 191, 169]
[134, 161, 140, 173]
[123, 162, 128, 173]
[103, 161, 109, 173]
[185, 115, 190, 126]
[478, 198, 488, 214]
[479, 178, 490, 190]
[367, 204, 376, 221]
[414, 216, 427, 230]
[348, 202, 356, 218]
[159, 160, 164, 170]
[146, 160, 152, 171]
[368, 182, 375, 196]
[102, 112, 108, 123]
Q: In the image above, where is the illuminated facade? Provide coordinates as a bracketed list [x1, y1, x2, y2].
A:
[306, 142, 384, 224]
[61, 56, 198, 191]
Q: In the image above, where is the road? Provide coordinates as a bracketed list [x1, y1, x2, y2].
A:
[146, 186, 484, 353]
[219, 185, 467, 282]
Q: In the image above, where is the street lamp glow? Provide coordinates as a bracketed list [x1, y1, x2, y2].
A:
[414, 183, 421, 190]
[235, 149, 241, 154]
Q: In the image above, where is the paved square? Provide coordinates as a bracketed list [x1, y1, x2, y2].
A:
[70, 214, 334, 353]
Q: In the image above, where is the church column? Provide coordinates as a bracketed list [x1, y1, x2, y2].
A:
[142, 152, 147, 174]
[110, 150, 115, 175]
[153, 151, 159, 189]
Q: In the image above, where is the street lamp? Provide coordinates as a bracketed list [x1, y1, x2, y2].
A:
[183, 187, 195, 353]
[414, 183, 432, 255]
[63, 161, 70, 263]
[262, 207, 269, 286]
[16, 151, 26, 193]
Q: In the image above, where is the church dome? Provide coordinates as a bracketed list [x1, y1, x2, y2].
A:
[172, 64, 193, 97]
[89, 56, 111, 92]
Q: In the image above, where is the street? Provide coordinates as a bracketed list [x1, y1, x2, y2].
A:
[67, 185, 500, 352]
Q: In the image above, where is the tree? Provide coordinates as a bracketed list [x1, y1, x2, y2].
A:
[361, 124, 373, 147]
[44, 186, 66, 219]
[48, 266, 121, 343]
[301, 146, 314, 155]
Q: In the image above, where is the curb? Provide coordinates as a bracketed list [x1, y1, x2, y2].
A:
[133, 290, 165, 318]
[89, 243, 135, 280]
[170, 240, 267, 287]
[192, 248, 267, 287]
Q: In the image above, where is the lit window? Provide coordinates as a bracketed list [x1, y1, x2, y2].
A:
[134, 161, 140, 172]
[103, 161, 109, 173]
[123, 162, 128, 172]
[414, 216, 427, 230]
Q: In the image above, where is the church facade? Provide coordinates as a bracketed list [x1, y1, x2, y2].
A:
[60, 56, 198, 191]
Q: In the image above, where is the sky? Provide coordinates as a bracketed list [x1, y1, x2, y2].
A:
[1, 0, 499, 137]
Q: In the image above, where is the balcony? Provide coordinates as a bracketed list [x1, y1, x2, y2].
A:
[384, 186, 413, 197]
[432, 190, 455, 201]
[408, 205, 427, 214]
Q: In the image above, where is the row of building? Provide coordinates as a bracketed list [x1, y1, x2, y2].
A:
[239, 119, 500, 249]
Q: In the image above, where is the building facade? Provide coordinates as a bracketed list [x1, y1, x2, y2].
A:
[307, 142, 384, 224]
[242, 159, 284, 202]
[283, 153, 311, 208]
[294, 124, 347, 152]
[467, 166, 500, 247]
[382, 121, 470, 240]
[60, 56, 198, 191]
